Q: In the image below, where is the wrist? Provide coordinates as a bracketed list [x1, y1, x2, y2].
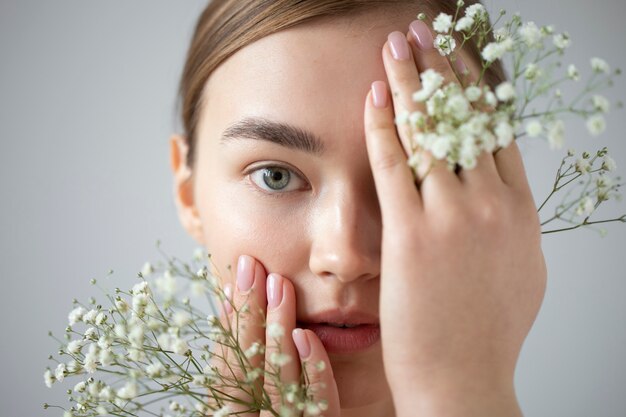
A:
[391, 370, 522, 417]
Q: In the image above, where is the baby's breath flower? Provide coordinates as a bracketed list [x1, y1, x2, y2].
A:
[434, 34, 456, 56]
[465, 3, 486, 20]
[481, 40, 507, 62]
[494, 120, 514, 147]
[171, 336, 189, 355]
[575, 196, 595, 216]
[454, 16, 474, 32]
[493, 27, 508, 42]
[525, 120, 543, 138]
[155, 270, 176, 299]
[74, 381, 87, 393]
[117, 380, 138, 400]
[115, 299, 129, 313]
[433, 13, 453, 33]
[553, 32, 570, 50]
[315, 360, 326, 372]
[464, 86, 482, 102]
[602, 155, 617, 171]
[304, 401, 322, 416]
[68, 307, 87, 326]
[131, 281, 149, 295]
[267, 322, 285, 339]
[140, 262, 153, 277]
[192, 247, 205, 261]
[99, 348, 114, 367]
[173, 311, 191, 328]
[145, 361, 166, 378]
[413, 69, 444, 102]
[484, 90, 497, 107]
[246, 367, 263, 383]
[83, 309, 98, 324]
[67, 339, 83, 355]
[44, 369, 54, 388]
[567, 64, 580, 81]
[55, 363, 66, 382]
[592, 95, 610, 113]
[214, 405, 232, 417]
[575, 158, 591, 174]
[495, 82, 516, 101]
[546, 119, 565, 150]
[524, 63, 542, 81]
[586, 114, 606, 136]
[244, 341, 263, 358]
[519, 21, 543, 48]
[591, 57, 610, 74]
[269, 351, 292, 367]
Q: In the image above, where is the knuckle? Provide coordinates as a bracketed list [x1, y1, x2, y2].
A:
[373, 151, 404, 172]
[473, 195, 504, 227]
[366, 118, 395, 135]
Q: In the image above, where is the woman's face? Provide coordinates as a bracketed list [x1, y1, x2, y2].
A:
[171, 9, 475, 412]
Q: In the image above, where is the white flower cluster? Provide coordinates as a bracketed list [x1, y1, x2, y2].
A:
[406, 2, 620, 177]
[397, 68, 517, 171]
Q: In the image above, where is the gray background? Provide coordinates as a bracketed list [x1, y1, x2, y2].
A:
[1, 1, 624, 416]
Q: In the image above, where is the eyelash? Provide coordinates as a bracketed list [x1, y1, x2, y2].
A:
[245, 163, 309, 198]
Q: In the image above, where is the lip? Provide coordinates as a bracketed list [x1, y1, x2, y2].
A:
[296, 322, 381, 354]
[296, 308, 381, 354]
[297, 308, 379, 326]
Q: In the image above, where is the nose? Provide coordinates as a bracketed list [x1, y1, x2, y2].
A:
[308, 183, 381, 284]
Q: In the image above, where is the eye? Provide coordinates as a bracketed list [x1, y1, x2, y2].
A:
[247, 164, 307, 194]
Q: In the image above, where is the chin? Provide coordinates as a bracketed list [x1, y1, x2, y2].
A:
[329, 346, 392, 409]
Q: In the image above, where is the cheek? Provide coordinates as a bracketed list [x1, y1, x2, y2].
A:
[197, 177, 311, 284]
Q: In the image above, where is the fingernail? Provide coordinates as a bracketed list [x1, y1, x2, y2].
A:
[388, 31, 410, 61]
[371, 81, 388, 109]
[266, 273, 283, 311]
[292, 328, 311, 359]
[409, 20, 433, 50]
[237, 255, 254, 293]
[223, 283, 233, 315]
[454, 57, 468, 75]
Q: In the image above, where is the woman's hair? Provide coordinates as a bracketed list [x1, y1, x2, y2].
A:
[175, 0, 507, 172]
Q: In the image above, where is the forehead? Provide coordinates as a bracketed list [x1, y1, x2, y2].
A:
[198, 11, 418, 152]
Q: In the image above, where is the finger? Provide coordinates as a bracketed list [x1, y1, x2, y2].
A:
[383, 30, 424, 156]
[407, 20, 504, 190]
[259, 274, 300, 417]
[292, 329, 340, 417]
[218, 255, 268, 416]
[493, 139, 534, 197]
[364, 81, 423, 220]
[383, 21, 459, 194]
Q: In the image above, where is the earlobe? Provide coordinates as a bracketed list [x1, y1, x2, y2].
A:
[169, 134, 205, 245]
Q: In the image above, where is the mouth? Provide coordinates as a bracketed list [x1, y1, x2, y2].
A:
[295, 321, 381, 354]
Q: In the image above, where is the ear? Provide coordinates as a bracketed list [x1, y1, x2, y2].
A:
[169, 133, 205, 245]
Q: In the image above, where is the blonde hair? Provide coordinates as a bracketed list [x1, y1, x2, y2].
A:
[175, 0, 507, 170]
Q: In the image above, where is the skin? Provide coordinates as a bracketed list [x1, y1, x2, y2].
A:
[170, 7, 547, 417]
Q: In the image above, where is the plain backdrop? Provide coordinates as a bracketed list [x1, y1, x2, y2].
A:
[1, 1, 625, 416]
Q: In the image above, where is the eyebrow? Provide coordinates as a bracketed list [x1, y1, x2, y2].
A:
[219, 116, 325, 156]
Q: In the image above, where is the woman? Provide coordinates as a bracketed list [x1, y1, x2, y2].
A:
[169, 1, 547, 416]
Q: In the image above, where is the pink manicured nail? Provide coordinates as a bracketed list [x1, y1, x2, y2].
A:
[388, 31, 410, 60]
[455, 57, 468, 75]
[223, 283, 233, 315]
[266, 273, 283, 311]
[237, 255, 254, 293]
[371, 81, 388, 109]
[409, 20, 433, 50]
[292, 328, 311, 359]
